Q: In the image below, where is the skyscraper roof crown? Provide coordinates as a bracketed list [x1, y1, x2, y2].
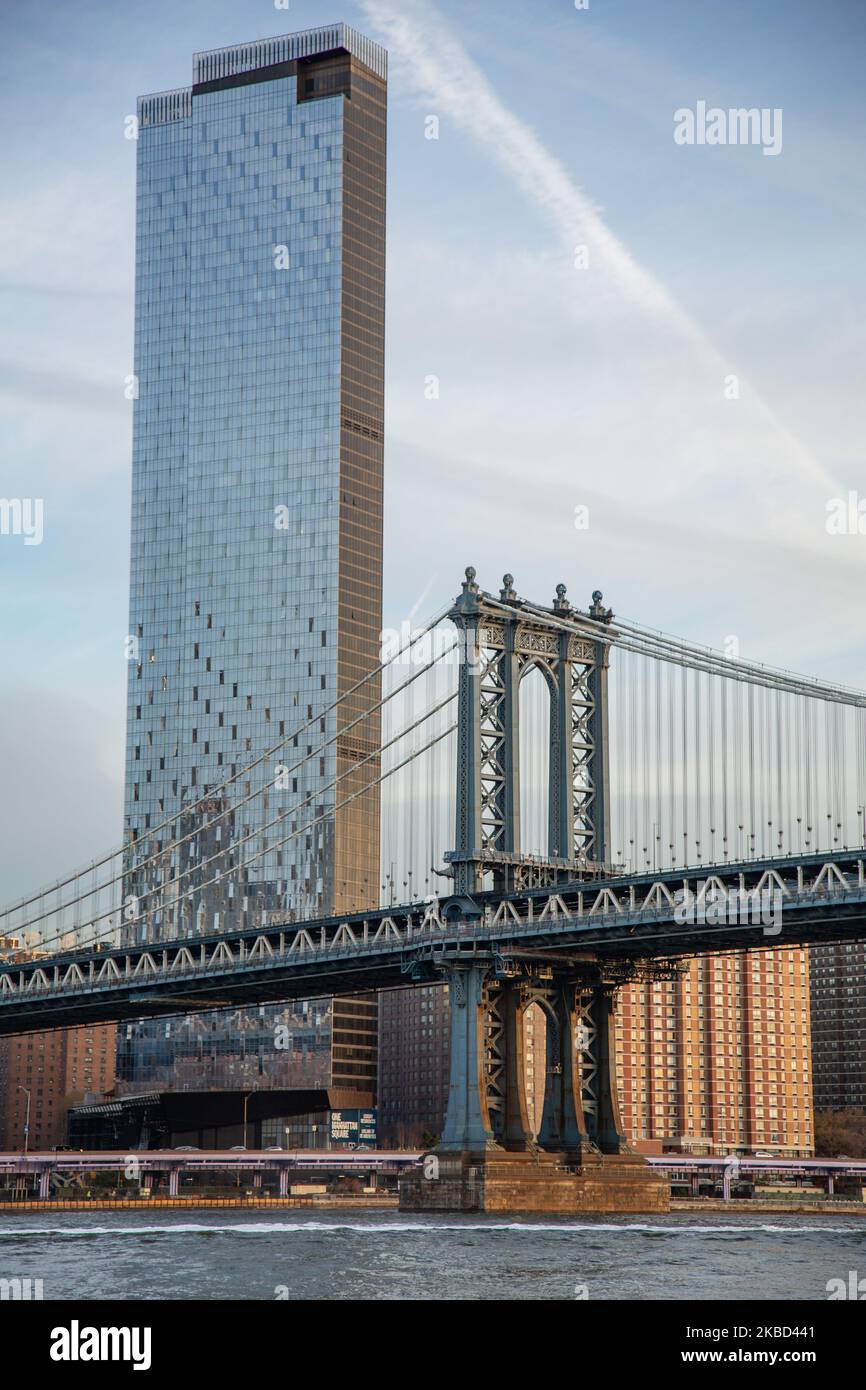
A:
[194, 23, 387, 84]
[139, 23, 387, 125]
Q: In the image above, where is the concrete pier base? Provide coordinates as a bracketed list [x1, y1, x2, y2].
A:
[399, 1150, 670, 1215]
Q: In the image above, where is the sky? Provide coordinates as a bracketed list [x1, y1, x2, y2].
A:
[1, 0, 864, 900]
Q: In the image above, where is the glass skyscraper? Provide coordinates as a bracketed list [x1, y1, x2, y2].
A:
[118, 26, 386, 1104]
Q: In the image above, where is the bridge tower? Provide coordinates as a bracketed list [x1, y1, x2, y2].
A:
[446, 568, 613, 895]
[402, 571, 669, 1214]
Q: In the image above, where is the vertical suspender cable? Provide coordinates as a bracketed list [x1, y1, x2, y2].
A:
[672, 662, 678, 867]
[747, 683, 756, 859]
[708, 673, 716, 864]
[694, 667, 702, 864]
[721, 677, 729, 860]
[774, 687, 783, 854]
[681, 665, 689, 867]
[655, 657, 663, 871]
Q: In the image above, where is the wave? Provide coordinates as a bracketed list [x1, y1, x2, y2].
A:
[0, 1220, 863, 1239]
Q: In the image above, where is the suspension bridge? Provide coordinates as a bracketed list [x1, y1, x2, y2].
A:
[2, 569, 865, 1210]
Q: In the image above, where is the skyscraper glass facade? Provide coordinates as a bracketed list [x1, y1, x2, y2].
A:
[118, 27, 386, 1098]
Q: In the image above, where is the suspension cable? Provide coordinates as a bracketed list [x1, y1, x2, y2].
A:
[0, 605, 452, 923]
[3, 631, 457, 936]
[20, 702, 459, 955]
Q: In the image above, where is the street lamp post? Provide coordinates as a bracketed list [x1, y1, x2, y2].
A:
[243, 1090, 256, 1150]
[18, 1086, 31, 1155]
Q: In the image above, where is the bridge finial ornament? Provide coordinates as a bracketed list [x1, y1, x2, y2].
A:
[500, 574, 517, 601]
[456, 566, 480, 615]
[589, 589, 613, 623]
[553, 583, 570, 613]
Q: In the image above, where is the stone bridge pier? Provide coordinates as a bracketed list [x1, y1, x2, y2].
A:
[399, 955, 669, 1214]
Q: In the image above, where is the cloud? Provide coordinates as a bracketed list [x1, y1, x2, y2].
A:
[356, 0, 866, 688]
[0, 688, 124, 904]
[0, 176, 130, 298]
[360, 0, 838, 506]
[0, 359, 130, 415]
[363, 0, 680, 319]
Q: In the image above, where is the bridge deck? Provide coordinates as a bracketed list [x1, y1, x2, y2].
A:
[1, 850, 865, 1035]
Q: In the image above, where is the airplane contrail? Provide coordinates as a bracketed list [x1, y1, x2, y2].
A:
[359, 0, 838, 494]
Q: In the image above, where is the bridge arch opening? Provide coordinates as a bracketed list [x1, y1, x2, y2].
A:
[523, 999, 548, 1137]
[518, 662, 555, 857]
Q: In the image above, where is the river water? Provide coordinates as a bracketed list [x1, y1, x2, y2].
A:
[1, 1210, 864, 1300]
